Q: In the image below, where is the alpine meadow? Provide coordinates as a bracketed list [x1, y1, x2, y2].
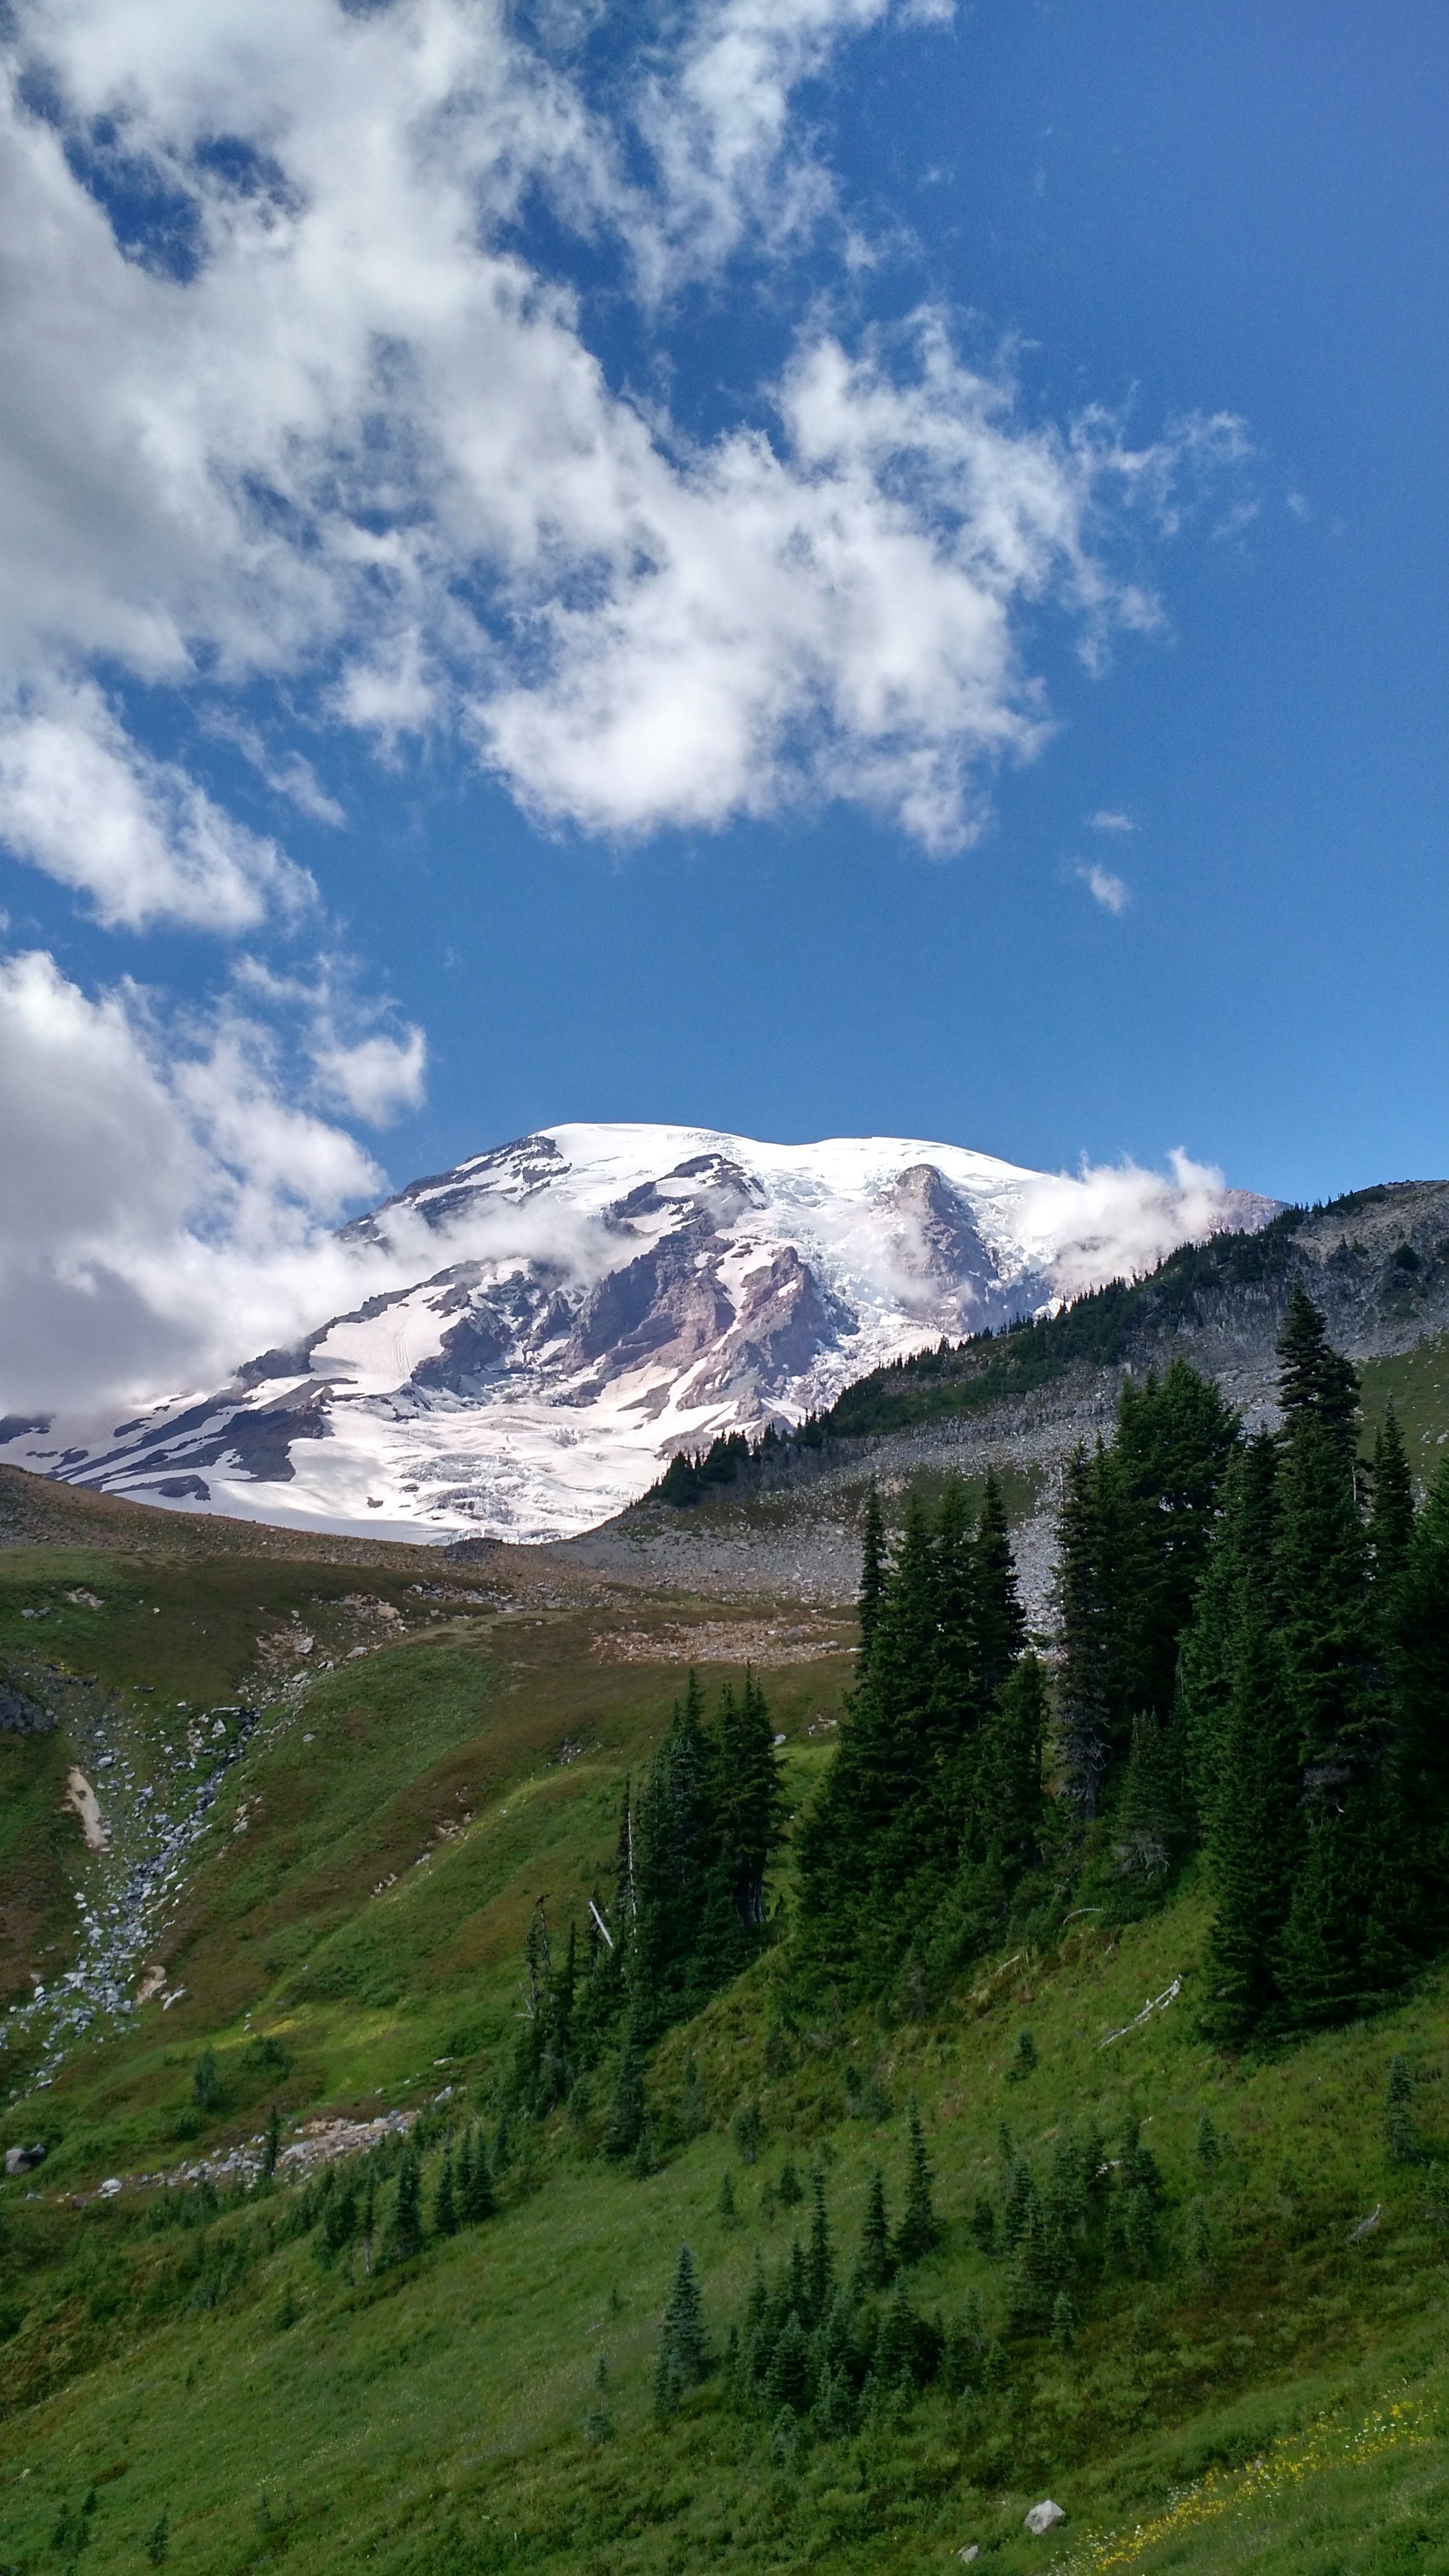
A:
[4, 1190, 1449, 2576]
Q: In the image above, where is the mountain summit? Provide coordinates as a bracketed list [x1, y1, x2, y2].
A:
[4, 1124, 1274, 1542]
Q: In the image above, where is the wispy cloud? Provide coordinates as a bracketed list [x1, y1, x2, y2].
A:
[1076, 860, 1129, 915]
[1086, 808, 1134, 833]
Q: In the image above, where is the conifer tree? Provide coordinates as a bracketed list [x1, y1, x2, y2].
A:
[1055, 1446, 1116, 1816]
[860, 2168, 893, 2287]
[708, 1671, 785, 1950]
[974, 1468, 1027, 1713]
[1369, 1407, 1416, 1588]
[806, 2165, 834, 2313]
[633, 1675, 713, 2025]
[660, 2243, 709, 2387]
[1275, 1388, 1376, 2026]
[383, 2150, 423, 2265]
[433, 2149, 458, 2239]
[927, 1479, 978, 1769]
[1386, 1456, 1449, 1945]
[1277, 1281, 1360, 1456]
[857, 1482, 887, 1674]
[977, 1653, 1048, 1873]
[461, 2130, 495, 2224]
[1112, 1362, 1241, 1723]
[1112, 1712, 1188, 1885]
[1199, 1581, 1297, 2041]
[894, 2095, 938, 2266]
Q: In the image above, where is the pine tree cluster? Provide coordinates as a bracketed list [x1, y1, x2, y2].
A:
[503, 1672, 786, 2148]
[796, 1471, 1048, 1995]
[797, 1296, 1449, 2039]
[716, 2152, 996, 2456]
[1184, 1288, 1449, 2037]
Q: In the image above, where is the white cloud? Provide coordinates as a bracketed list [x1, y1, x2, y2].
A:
[0, 682, 315, 931]
[230, 954, 429, 1126]
[0, 946, 596, 1414]
[1017, 1150, 1267, 1303]
[0, 0, 1243, 882]
[203, 715, 346, 827]
[0, 949, 384, 1405]
[1076, 859, 1129, 914]
[1086, 807, 1134, 832]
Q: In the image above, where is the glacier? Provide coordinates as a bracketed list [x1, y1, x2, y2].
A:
[1, 1123, 1275, 1544]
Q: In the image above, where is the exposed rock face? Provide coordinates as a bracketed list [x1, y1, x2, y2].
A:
[0, 1123, 1274, 1544]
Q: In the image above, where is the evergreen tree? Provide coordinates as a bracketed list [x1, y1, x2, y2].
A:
[1055, 1446, 1116, 1817]
[460, 2129, 495, 2224]
[261, 2104, 281, 2181]
[1112, 1712, 1188, 1885]
[1199, 1586, 1297, 2041]
[976, 1653, 1048, 1873]
[894, 2095, 938, 2266]
[857, 1483, 887, 1674]
[860, 2168, 893, 2287]
[1277, 1281, 1360, 1456]
[1368, 1408, 1416, 1588]
[928, 1479, 978, 1769]
[1383, 2054, 1417, 2163]
[806, 2165, 834, 2313]
[974, 1469, 1027, 1713]
[383, 2151, 423, 2265]
[708, 1671, 785, 1956]
[1387, 1456, 1449, 1946]
[660, 2243, 710, 2387]
[1112, 1362, 1242, 1724]
[433, 2150, 458, 2239]
[633, 1675, 713, 2026]
[1178, 1435, 1280, 1838]
[1275, 1382, 1377, 2026]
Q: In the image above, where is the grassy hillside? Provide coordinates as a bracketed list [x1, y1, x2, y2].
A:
[2, 1518, 1449, 2576]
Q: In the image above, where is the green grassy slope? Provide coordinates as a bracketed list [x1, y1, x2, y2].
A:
[2, 1533, 1449, 2576]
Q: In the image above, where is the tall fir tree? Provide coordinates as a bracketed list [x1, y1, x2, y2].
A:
[894, 2094, 938, 2265]
[1385, 1454, 1449, 1949]
[973, 1469, 1027, 1714]
[1276, 1280, 1360, 1456]
[1368, 1407, 1416, 1589]
[856, 1483, 887, 1676]
[1055, 1445, 1116, 1818]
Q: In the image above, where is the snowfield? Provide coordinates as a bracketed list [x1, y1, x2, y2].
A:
[3, 1124, 1274, 1543]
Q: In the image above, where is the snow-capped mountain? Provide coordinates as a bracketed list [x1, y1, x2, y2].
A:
[3, 1125, 1276, 1543]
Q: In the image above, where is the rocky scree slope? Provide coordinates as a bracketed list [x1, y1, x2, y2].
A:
[0, 1123, 1270, 1547]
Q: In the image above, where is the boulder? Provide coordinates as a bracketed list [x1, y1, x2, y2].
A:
[4, 2143, 46, 2176]
[957, 2548, 981, 2564]
[1025, 2502, 1066, 2537]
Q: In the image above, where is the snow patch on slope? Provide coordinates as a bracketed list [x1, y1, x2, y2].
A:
[4, 1125, 1275, 1543]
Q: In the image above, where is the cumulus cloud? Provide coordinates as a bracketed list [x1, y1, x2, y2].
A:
[0, 682, 315, 931]
[0, 949, 381, 1405]
[0, 947, 628, 1414]
[0, 0, 1246, 879]
[1086, 808, 1134, 832]
[1076, 859, 1129, 914]
[1017, 1150, 1269, 1303]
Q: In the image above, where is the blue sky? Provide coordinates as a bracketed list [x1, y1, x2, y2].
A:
[0, 0, 1444, 1405]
